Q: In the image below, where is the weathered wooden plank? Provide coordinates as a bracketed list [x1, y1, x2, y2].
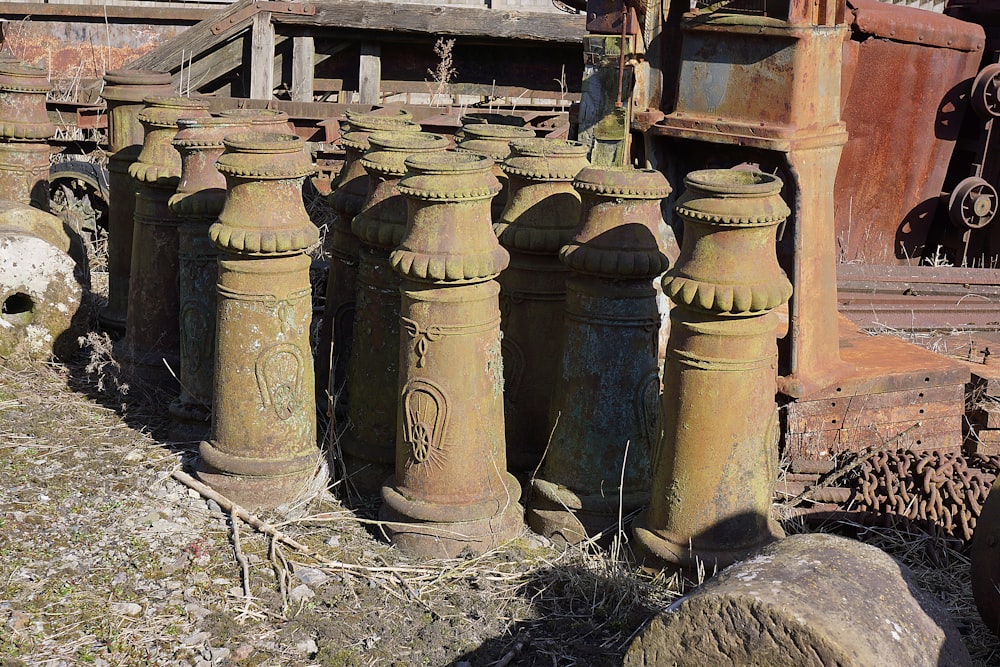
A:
[274, 1, 585, 43]
[250, 11, 276, 99]
[0, 2, 212, 21]
[128, 0, 255, 72]
[380, 78, 579, 101]
[184, 35, 246, 92]
[291, 36, 316, 102]
[358, 42, 381, 106]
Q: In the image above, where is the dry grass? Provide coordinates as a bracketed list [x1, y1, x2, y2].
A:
[1, 281, 998, 664]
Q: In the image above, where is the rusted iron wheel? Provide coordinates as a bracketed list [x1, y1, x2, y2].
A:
[948, 176, 997, 229]
[972, 63, 1000, 119]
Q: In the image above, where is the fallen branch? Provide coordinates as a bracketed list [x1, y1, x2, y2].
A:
[171, 469, 312, 552]
[231, 508, 251, 598]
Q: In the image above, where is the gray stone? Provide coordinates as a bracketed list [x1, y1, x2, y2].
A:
[624, 533, 971, 667]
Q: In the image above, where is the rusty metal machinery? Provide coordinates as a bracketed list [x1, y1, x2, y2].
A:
[782, 449, 1000, 544]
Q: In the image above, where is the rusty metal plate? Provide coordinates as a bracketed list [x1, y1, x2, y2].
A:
[787, 385, 964, 433]
[836, 5, 983, 264]
[971, 484, 1000, 635]
[784, 415, 964, 459]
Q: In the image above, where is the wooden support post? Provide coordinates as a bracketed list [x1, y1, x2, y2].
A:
[291, 36, 315, 102]
[250, 11, 275, 100]
[358, 42, 381, 105]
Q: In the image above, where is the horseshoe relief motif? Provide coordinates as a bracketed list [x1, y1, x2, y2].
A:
[255, 343, 305, 420]
[402, 379, 450, 469]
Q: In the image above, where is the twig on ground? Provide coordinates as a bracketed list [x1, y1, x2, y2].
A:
[171, 470, 311, 552]
[231, 508, 251, 599]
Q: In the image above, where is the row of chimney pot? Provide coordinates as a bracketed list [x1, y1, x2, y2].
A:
[0, 66, 791, 568]
[0, 60, 969, 667]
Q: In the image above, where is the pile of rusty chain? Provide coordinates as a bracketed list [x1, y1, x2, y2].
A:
[842, 448, 1000, 542]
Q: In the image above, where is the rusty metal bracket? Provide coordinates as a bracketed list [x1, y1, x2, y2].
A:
[211, 2, 316, 35]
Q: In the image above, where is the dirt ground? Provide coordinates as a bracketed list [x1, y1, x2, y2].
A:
[1, 286, 999, 666]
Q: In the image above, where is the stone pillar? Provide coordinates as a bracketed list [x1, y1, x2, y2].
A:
[117, 97, 210, 389]
[456, 123, 537, 222]
[0, 63, 55, 210]
[624, 533, 972, 667]
[381, 151, 522, 557]
[101, 70, 174, 334]
[197, 133, 320, 510]
[633, 169, 792, 572]
[316, 109, 419, 420]
[340, 131, 450, 493]
[526, 166, 670, 544]
[493, 138, 589, 473]
[168, 116, 251, 442]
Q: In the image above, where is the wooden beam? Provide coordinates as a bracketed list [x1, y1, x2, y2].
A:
[250, 11, 276, 100]
[291, 36, 316, 102]
[274, 2, 585, 44]
[0, 2, 211, 23]
[128, 0, 258, 72]
[358, 42, 381, 106]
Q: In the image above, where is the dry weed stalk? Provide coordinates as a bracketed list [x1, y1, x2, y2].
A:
[76, 330, 129, 401]
[427, 37, 457, 107]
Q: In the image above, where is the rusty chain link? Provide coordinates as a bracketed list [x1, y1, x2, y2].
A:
[842, 448, 1000, 542]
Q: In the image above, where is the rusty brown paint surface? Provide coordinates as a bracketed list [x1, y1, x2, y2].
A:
[339, 132, 450, 493]
[634, 169, 791, 572]
[380, 151, 521, 558]
[526, 166, 669, 544]
[1, 20, 184, 79]
[198, 133, 320, 510]
[494, 138, 589, 472]
[835, 4, 984, 264]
